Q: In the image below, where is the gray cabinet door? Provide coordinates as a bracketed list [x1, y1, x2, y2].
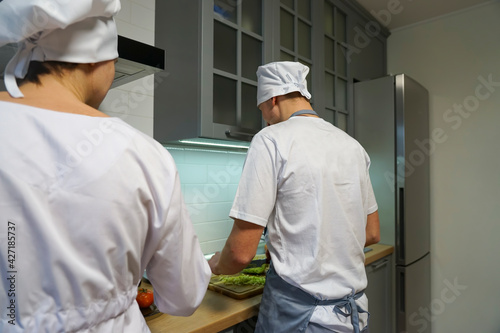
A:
[366, 255, 393, 333]
[344, 0, 388, 81]
[154, 0, 388, 144]
[154, 0, 267, 143]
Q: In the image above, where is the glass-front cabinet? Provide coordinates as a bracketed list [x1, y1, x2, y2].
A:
[154, 0, 388, 143]
[154, 0, 268, 143]
[275, 0, 314, 102]
[213, 0, 265, 141]
[323, 1, 349, 131]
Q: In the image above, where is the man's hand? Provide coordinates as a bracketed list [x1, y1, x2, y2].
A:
[208, 251, 221, 275]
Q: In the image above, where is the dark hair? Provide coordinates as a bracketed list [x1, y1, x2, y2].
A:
[20, 61, 79, 85]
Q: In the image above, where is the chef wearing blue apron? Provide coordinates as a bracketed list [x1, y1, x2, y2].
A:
[209, 61, 380, 332]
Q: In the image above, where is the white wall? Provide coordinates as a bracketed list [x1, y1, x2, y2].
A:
[387, 2, 500, 332]
[100, 0, 156, 136]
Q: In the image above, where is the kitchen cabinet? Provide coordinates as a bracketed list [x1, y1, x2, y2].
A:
[272, 0, 314, 86]
[154, 0, 270, 143]
[153, 0, 388, 143]
[345, 2, 388, 82]
[272, 0, 388, 135]
[365, 254, 393, 333]
[314, 0, 389, 134]
[319, 0, 350, 130]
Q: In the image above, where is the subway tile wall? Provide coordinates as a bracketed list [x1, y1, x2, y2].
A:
[167, 147, 247, 254]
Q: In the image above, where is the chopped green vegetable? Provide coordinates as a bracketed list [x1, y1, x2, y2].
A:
[219, 274, 266, 286]
[241, 264, 268, 275]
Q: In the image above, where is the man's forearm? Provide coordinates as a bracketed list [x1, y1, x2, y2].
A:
[209, 219, 265, 275]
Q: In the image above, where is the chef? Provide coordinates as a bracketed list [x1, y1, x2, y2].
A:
[209, 61, 380, 332]
[0, 1, 211, 332]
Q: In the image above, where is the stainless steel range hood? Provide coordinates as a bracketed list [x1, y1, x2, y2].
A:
[0, 35, 165, 90]
[112, 35, 165, 88]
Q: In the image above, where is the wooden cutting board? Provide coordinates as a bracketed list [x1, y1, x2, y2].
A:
[208, 255, 268, 299]
[208, 275, 265, 300]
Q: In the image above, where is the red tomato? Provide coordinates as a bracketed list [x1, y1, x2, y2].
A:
[136, 288, 154, 308]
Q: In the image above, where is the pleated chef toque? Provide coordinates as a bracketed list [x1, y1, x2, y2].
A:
[0, 0, 121, 98]
[256, 61, 312, 107]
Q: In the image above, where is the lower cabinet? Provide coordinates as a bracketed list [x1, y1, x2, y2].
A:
[220, 316, 257, 333]
[365, 255, 393, 333]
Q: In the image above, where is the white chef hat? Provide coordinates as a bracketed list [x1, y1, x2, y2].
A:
[0, 0, 121, 98]
[256, 61, 312, 107]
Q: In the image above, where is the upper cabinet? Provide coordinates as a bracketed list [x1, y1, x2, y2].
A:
[153, 0, 388, 143]
[321, 1, 349, 130]
[276, 0, 314, 74]
[311, 0, 390, 134]
[154, 0, 269, 143]
[345, 1, 388, 82]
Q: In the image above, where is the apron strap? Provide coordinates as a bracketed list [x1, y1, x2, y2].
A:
[289, 109, 319, 118]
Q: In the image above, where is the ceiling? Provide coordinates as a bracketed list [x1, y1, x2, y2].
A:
[353, 0, 492, 30]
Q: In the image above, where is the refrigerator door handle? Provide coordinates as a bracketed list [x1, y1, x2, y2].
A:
[398, 187, 405, 263]
[398, 270, 406, 313]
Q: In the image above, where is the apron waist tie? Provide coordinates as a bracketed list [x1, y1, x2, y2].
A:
[316, 291, 368, 333]
[256, 264, 369, 333]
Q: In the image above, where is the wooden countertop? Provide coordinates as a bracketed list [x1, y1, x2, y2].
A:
[364, 243, 394, 265]
[146, 289, 261, 333]
[146, 243, 393, 333]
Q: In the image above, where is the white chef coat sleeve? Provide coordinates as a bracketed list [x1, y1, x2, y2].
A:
[229, 132, 278, 227]
[140, 145, 211, 317]
[363, 150, 378, 215]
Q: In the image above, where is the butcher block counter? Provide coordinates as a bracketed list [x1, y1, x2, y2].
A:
[146, 243, 393, 333]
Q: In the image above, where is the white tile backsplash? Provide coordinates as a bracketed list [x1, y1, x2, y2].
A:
[131, 0, 155, 11]
[177, 164, 208, 184]
[115, 0, 132, 22]
[201, 239, 230, 255]
[193, 220, 232, 243]
[104, 111, 154, 136]
[168, 147, 247, 254]
[130, 3, 155, 31]
[184, 184, 227, 204]
[118, 75, 156, 96]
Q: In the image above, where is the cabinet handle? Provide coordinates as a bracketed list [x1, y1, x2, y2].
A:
[225, 130, 255, 141]
[372, 259, 389, 270]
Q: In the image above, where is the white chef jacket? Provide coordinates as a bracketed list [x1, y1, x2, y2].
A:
[229, 116, 378, 331]
[0, 102, 211, 332]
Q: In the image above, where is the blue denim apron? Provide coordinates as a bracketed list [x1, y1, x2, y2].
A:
[255, 264, 369, 332]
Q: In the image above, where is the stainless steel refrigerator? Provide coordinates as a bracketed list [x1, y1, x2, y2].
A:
[354, 74, 431, 333]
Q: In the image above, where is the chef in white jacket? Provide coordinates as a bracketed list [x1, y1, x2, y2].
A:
[0, 1, 211, 332]
[209, 62, 380, 332]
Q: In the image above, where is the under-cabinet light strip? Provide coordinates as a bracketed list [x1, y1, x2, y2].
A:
[178, 139, 249, 150]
